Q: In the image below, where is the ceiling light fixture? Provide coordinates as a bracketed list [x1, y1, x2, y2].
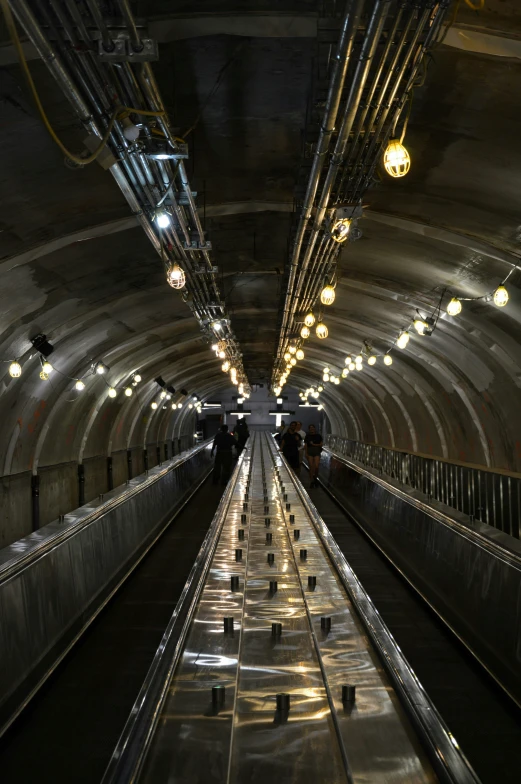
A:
[95, 361, 109, 375]
[300, 325, 310, 339]
[42, 360, 53, 374]
[75, 379, 85, 391]
[316, 322, 328, 339]
[383, 139, 410, 178]
[167, 263, 186, 290]
[155, 211, 170, 229]
[396, 331, 410, 349]
[330, 218, 351, 243]
[447, 298, 462, 316]
[320, 284, 336, 306]
[493, 285, 509, 307]
[304, 312, 315, 327]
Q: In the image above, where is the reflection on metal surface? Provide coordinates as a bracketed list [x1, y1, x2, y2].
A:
[320, 443, 521, 708]
[0, 441, 213, 736]
[106, 432, 482, 783]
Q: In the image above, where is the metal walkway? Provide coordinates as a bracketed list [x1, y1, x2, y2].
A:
[105, 432, 479, 784]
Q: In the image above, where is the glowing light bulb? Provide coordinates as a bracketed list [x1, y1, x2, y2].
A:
[413, 319, 427, 335]
[396, 331, 410, 349]
[8, 361, 22, 378]
[39, 370, 48, 381]
[218, 351, 226, 359]
[284, 352, 291, 361]
[320, 285, 335, 306]
[41, 361, 53, 374]
[446, 298, 462, 316]
[289, 346, 296, 354]
[323, 373, 330, 382]
[177, 403, 182, 409]
[95, 362, 107, 375]
[304, 312, 315, 327]
[342, 368, 348, 377]
[356, 364, 362, 371]
[160, 390, 166, 399]
[348, 362, 355, 371]
[75, 379, 85, 391]
[384, 354, 393, 366]
[290, 358, 297, 366]
[331, 218, 351, 243]
[296, 349, 304, 361]
[493, 285, 509, 307]
[318, 385, 324, 392]
[108, 387, 117, 398]
[300, 325, 310, 339]
[166, 263, 186, 290]
[345, 356, 352, 366]
[316, 322, 328, 339]
[318, 404, 323, 410]
[151, 401, 158, 409]
[383, 139, 410, 178]
[355, 355, 363, 364]
[368, 355, 376, 366]
[222, 360, 230, 372]
[156, 211, 170, 228]
[125, 387, 133, 396]
[211, 320, 222, 331]
[134, 373, 141, 382]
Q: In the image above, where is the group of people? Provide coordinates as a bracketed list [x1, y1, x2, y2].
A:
[210, 418, 249, 485]
[275, 420, 323, 487]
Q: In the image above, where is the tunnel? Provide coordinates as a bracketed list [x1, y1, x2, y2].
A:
[0, 0, 520, 782]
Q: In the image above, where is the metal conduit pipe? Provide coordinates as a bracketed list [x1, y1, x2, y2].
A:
[313, 0, 391, 230]
[276, 0, 364, 363]
[116, 0, 143, 51]
[64, 0, 91, 43]
[84, 0, 114, 51]
[287, 0, 390, 340]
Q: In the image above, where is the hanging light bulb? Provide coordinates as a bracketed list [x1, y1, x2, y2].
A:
[290, 357, 297, 366]
[177, 403, 183, 409]
[222, 360, 230, 372]
[320, 284, 336, 306]
[134, 373, 142, 383]
[284, 352, 291, 361]
[9, 361, 22, 378]
[211, 343, 218, 351]
[296, 348, 304, 361]
[218, 351, 226, 359]
[446, 297, 462, 316]
[289, 345, 296, 354]
[368, 355, 377, 366]
[304, 312, 315, 328]
[318, 404, 323, 410]
[160, 390, 166, 399]
[331, 218, 351, 243]
[316, 322, 328, 339]
[384, 354, 393, 366]
[300, 325, 310, 339]
[493, 285, 509, 307]
[383, 139, 410, 178]
[39, 370, 48, 381]
[151, 401, 158, 409]
[166, 263, 186, 290]
[396, 331, 410, 349]
[211, 320, 222, 331]
[108, 387, 117, 398]
[355, 364, 362, 371]
[125, 387, 133, 396]
[75, 379, 85, 391]
[41, 361, 53, 374]
[348, 362, 356, 371]
[318, 385, 324, 392]
[342, 368, 349, 377]
[355, 355, 363, 364]
[156, 211, 170, 228]
[323, 372, 330, 382]
[413, 319, 428, 335]
[345, 356, 352, 365]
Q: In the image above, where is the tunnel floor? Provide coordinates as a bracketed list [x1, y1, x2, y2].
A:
[0, 473, 226, 784]
[308, 476, 521, 784]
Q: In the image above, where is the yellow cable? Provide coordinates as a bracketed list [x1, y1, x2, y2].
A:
[464, 0, 484, 9]
[1, 0, 167, 165]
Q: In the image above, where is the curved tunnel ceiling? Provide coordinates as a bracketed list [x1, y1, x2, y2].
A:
[0, 0, 521, 488]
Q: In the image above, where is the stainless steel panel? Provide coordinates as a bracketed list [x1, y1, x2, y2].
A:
[319, 446, 521, 707]
[0, 442, 213, 732]
[132, 433, 444, 784]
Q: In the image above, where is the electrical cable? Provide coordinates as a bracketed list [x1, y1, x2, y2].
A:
[0, 0, 166, 165]
[464, 0, 484, 10]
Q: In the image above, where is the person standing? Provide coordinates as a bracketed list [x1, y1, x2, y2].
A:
[280, 421, 302, 471]
[305, 424, 323, 487]
[235, 417, 250, 455]
[211, 424, 237, 485]
[295, 420, 306, 467]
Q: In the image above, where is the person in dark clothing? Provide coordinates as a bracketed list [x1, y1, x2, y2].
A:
[211, 425, 237, 485]
[235, 417, 250, 455]
[280, 421, 302, 471]
[305, 424, 323, 487]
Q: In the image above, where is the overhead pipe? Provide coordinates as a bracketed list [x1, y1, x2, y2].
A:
[276, 0, 365, 370]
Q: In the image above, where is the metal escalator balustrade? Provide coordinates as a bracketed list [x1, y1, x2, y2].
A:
[104, 431, 479, 784]
[327, 434, 521, 538]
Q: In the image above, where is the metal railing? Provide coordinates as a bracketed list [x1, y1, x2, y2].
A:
[326, 436, 521, 540]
